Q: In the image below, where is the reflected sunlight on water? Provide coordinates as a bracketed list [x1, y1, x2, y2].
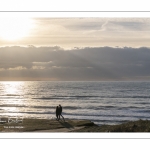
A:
[0, 81, 26, 117]
[2, 81, 24, 95]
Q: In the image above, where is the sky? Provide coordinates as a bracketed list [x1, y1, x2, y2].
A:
[0, 17, 150, 81]
[1, 18, 150, 48]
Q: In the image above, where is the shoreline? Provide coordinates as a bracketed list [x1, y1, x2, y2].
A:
[0, 118, 150, 132]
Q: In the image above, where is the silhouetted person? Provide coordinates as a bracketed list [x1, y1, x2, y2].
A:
[56, 106, 59, 120]
[58, 104, 65, 121]
[59, 104, 62, 115]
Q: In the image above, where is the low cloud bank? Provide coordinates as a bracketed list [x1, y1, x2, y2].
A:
[0, 46, 150, 81]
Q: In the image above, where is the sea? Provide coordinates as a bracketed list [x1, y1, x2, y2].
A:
[0, 81, 150, 126]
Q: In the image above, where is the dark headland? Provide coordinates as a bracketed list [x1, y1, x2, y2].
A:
[0, 118, 150, 132]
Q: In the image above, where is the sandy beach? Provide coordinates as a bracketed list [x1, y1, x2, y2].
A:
[1, 117, 150, 132]
[0, 118, 95, 132]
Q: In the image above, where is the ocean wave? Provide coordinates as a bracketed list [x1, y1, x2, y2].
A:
[133, 109, 150, 113]
[133, 102, 150, 105]
[6, 94, 21, 96]
[1, 94, 150, 100]
[0, 104, 146, 111]
[32, 95, 100, 100]
[31, 95, 150, 100]
[102, 95, 150, 99]
[130, 96, 150, 98]
[0, 94, 21, 97]
[0, 104, 27, 107]
[0, 105, 81, 110]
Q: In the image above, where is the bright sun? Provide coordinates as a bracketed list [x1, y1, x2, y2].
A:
[0, 17, 34, 41]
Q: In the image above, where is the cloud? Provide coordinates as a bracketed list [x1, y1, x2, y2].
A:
[0, 46, 150, 81]
[8, 66, 27, 70]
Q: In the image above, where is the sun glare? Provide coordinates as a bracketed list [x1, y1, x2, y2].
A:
[3, 81, 23, 95]
[0, 17, 34, 41]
